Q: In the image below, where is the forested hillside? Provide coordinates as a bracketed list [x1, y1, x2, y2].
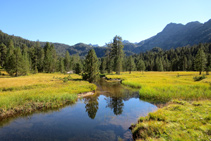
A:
[1, 19, 210, 57]
[0, 30, 134, 57]
[132, 19, 211, 53]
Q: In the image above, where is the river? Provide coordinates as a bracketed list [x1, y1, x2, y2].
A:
[0, 79, 157, 140]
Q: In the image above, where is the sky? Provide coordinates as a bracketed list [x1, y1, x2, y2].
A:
[1, 0, 211, 46]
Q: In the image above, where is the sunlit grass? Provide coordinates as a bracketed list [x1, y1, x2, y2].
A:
[132, 100, 211, 140]
[0, 73, 96, 119]
[107, 71, 211, 101]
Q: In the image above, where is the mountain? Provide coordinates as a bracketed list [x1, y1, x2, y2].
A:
[133, 19, 211, 53]
[0, 30, 134, 57]
[0, 19, 210, 56]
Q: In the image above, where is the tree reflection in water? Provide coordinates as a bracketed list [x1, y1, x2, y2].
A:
[106, 97, 124, 115]
[84, 96, 99, 119]
[84, 78, 140, 118]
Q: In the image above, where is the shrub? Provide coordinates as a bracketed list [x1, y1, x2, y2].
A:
[193, 74, 206, 81]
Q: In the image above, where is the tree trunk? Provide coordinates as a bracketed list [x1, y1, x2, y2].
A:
[199, 71, 201, 75]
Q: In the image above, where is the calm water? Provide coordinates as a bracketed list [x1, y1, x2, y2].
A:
[0, 79, 157, 141]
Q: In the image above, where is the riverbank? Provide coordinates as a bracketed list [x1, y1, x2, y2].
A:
[107, 72, 211, 102]
[0, 73, 96, 121]
[131, 100, 211, 140]
[107, 72, 211, 140]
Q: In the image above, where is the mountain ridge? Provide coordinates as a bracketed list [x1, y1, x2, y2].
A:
[0, 19, 210, 57]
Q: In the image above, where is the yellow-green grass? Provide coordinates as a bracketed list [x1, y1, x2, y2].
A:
[131, 100, 211, 140]
[107, 71, 211, 102]
[0, 73, 96, 120]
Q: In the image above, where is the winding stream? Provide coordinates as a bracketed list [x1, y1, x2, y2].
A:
[0, 79, 157, 140]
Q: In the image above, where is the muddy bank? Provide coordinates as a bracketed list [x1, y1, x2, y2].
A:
[77, 91, 95, 98]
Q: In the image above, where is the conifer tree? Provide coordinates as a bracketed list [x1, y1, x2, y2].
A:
[128, 56, 136, 74]
[22, 44, 30, 74]
[155, 57, 163, 71]
[64, 51, 71, 72]
[104, 47, 113, 74]
[43, 42, 54, 73]
[14, 47, 25, 76]
[5, 40, 16, 76]
[50, 44, 57, 72]
[75, 63, 82, 74]
[72, 54, 80, 70]
[194, 47, 207, 75]
[206, 54, 211, 75]
[0, 43, 7, 67]
[100, 57, 106, 74]
[137, 59, 145, 72]
[59, 57, 65, 73]
[111, 36, 124, 75]
[83, 49, 99, 83]
[38, 47, 44, 72]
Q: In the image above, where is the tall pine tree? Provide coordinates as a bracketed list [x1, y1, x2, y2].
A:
[83, 49, 99, 83]
[194, 47, 207, 75]
[111, 36, 124, 75]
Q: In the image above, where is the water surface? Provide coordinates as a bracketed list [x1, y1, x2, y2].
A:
[0, 79, 157, 140]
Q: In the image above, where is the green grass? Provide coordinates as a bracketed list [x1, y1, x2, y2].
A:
[107, 71, 211, 102]
[107, 71, 211, 140]
[132, 100, 211, 140]
[0, 73, 96, 120]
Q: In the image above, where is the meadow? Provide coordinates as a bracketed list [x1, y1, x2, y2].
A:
[107, 71, 211, 140]
[131, 100, 211, 140]
[0, 72, 96, 120]
[107, 71, 211, 102]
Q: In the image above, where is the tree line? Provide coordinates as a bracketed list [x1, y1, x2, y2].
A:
[1, 36, 211, 82]
[0, 40, 82, 76]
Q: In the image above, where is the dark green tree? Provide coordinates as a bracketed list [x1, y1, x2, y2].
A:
[72, 54, 80, 71]
[127, 56, 136, 74]
[64, 51, 71, 72]
[5, 40, 16, 76]
[75, 63, 82, 74]
[83, 49, 99, 83]
[0, 43, 7, 67]
[194, 47, 207, 75]
[206, 54, 211, 75]
[105, 48, 113, 74]
[137, 59, 145, 72]
[100, 57, 106, 74]
[43, 42, 56, 73]
[22, 44, 30, 74]
[59, 57, 65, 73]
[14, 47, 25, 76]
[111, 36, 124, 75]
[155, 57, 163, 71]
[37, 47, 44, 72]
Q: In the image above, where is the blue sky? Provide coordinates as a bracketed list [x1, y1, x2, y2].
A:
[1, 0, 211, 46]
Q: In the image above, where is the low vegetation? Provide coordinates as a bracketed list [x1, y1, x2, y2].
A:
[107, 71, 211, 102]
[107, 71, 211, 140]
[0, 73, 96, 120]
[131, 100, 211, 140]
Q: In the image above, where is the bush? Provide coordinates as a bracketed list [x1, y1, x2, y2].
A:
[193, 74, 206, 81]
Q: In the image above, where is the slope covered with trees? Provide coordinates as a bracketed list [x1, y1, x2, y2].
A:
[133, 19, 211, 53]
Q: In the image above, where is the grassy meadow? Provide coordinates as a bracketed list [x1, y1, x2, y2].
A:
[107, 71, 211, 140]
[0, 72, 96, 120]
[131, 100, 211, 140]
[107, 71, 211, 102]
